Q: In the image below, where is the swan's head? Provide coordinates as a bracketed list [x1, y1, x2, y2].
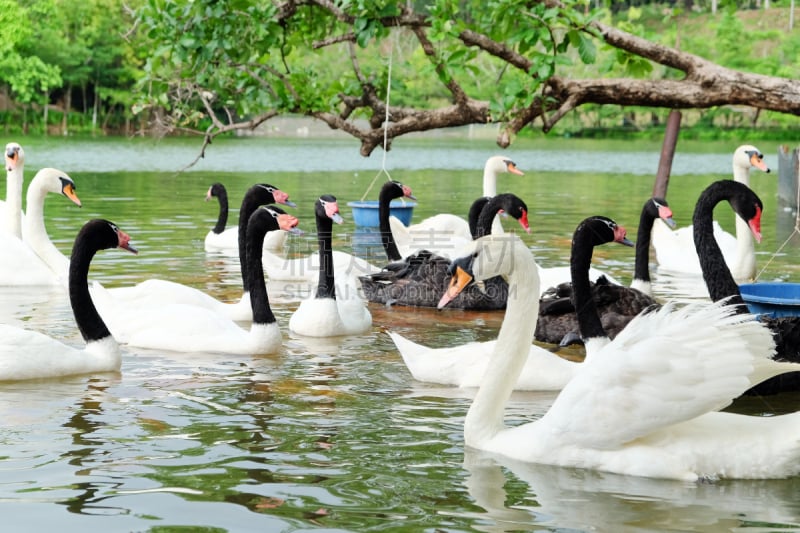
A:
[260, 205, 304, 236]
[486, 155, 524, 176]
[575, 216, 634, 248]
[111, 223, 138, 254]
[384, 180, 417, 201]
[256, 184, 297, 208]
[75, 219, 138, 255]
[734, 145, 770, 173]
[206, 182, 225, 201]
[438, 234, 524, 308]
[493, 193, 531, 233]
[32, 168, 82, 207]
[729, 185, 764, 243]
[650, 197, 676, 228]
[5, 142, 23, 172]
[318, 194, 344, 224]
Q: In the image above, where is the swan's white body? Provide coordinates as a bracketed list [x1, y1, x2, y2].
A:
[390, 332, 579, 391]
[0, 332, 120, 381]
[651, 145, 770, 281]
[290, 285, 372, 337]
[387, 155, 523, 257]
[95, 279, 253, 322]
[452, 234, 800, 480]
[92, 293, 281, 354]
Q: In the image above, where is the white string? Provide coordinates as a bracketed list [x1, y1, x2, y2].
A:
[360, 36, 394, 201]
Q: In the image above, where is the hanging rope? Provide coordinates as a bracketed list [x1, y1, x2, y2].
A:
[359, 37, 394, 201]
[754, 151, 800, 280]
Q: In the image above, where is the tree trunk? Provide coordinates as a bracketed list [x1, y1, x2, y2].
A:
[92, 80, 99, 133]
[43, 92, 48, 136]
[62, 84, 71, 136]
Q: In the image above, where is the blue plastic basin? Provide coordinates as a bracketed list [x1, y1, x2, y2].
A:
[347, 200, 416, 228]
[739, 282, 800, 318]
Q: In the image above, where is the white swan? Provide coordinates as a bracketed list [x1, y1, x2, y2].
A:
[22, 168, 83, 283]
[203, 182, 290, 254]
[0, 159, 82, 287]
[289, 194, 372, 337]
[1, 142, 24, 237]
[440, 228, 800, 481]
[93, 206, 302, 354]
[98, 183, 297, 321]
[0, 219, 137, 381]
[651, 144, 770, 280]
[388, 155, 524, 257]
[392, 210, 633, 390]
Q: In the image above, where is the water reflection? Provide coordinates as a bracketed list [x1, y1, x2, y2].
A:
[463, 449, 800, 532]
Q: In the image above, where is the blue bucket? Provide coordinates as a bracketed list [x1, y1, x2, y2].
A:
[739, 282, 800, 318]
[347, 200, 416, 228]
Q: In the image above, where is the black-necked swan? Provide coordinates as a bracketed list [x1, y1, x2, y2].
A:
[651, 144, 770, 281]
[289, 194, 372, 337]
[94, 206, 302, 354]
[534, 197, 673, 345]
[96, 183, 296, 322]
[360, 190, 530, 309]
[388, 155, 524, 256]
[438, 227, 800, 481]
[0, 219, 137, 380]
[390, 207, 630, 391]
[692, 179, 800, 396]
[203, 182, 291, 254]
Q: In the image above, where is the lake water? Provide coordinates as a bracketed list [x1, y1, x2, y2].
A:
[2, 135, 800, 532]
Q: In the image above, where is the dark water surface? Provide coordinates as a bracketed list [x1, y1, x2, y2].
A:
[1, 136, 799, 532]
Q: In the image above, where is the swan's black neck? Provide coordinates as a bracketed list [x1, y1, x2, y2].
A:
[211, 184, 228, 235]
[238, 184, 278, 292]
[69, 221, 116, 342]
[469, 197, 491, 238]
[693, 182, 748, 312]
[315, 202, 336, 300]
[633, 199, 659, 284]
[246, 209, 278, 325]
[378, 182, 404, 262]
[570, 220, 612, 341]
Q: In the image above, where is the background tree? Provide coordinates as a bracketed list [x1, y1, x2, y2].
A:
[0, 0, 61, 133]
[135, 0, 800, 160]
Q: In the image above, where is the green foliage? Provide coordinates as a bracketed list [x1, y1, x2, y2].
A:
[0, 0, 796, 139]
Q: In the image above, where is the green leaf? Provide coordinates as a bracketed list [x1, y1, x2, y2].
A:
[577, 34, 596, 65]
